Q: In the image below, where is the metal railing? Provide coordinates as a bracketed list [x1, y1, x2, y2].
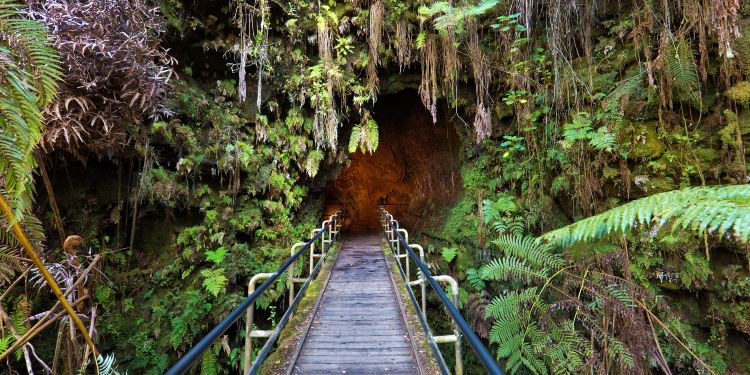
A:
[379, 208, 504, 375]
[165, 211, 344, 375]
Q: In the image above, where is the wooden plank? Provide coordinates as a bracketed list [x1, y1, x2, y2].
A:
[293, 233, 419, 374]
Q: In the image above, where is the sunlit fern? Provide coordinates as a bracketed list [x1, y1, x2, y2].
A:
[348, 117, 379, 154]
[0, 1, 61, 219]
[541, 185, 750, 246]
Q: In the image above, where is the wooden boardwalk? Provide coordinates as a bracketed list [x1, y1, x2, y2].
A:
[292, 233, 421, 375]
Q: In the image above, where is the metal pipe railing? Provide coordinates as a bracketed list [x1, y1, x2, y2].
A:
[165, 210, 343, 375]
[244, 218, 340, 374]
[379, 208, 504, 375]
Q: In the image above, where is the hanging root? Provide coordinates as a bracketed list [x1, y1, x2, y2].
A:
[367, 0, 384, 95]
[441, 26, 460, 100]
[418, 33, 439, 123]
[469, 20, 492, 142]
[395, 20, 413, 72]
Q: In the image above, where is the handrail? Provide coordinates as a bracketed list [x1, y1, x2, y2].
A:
[379, 208, 505, 375]
[245, 218, 340, 374]
[165, 210, 343, 375]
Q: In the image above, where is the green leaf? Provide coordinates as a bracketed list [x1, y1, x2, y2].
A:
[441, 247, 457, 263]
[205, 247, 227, 265]
[201, 268, 228, 297]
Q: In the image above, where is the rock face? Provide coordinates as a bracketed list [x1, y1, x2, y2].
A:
[326, 91, 462, 231]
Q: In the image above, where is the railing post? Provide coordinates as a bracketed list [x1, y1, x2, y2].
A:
[244, 272, 276, 374]
[288, 242, 307, 306]
[398, 228, 409, 281]
[434, 275, 462, 375]
[409, 244, 427, 318]
[310, 229, 321, 275]
[379, 208, 502, 375]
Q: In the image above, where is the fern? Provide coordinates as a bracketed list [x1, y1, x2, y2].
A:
[10, 300, 27, 361]
[200, 348, 218, 375]
[0, 1, 61, 219]
[665, 36, 700, 104]
[200, 268, 227, 297]
[466, 268, 485, 291]
[588, 127, 616, 152]
[492, 219, 525, 237]
[419, 0, 501, 33]
[606, 337, 634, 370]
[441, 246, 457, 262]
[480, 256, 547, 282]
[0, 334, 12, 354]
[348, 118, 379, 154]
[305, 149, 324, 177]
[604, 284, 635, 307]
[541, 185, 750, 246]
[492, 235, 563, 269]
[205, 247, 227, 265]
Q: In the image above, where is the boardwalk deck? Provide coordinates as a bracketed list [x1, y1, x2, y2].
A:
[292, 233, 421, 375]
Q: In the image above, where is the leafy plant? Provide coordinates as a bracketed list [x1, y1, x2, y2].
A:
[441, 246, 458, 262]
[419, 0, 501, 34]
[466, 268, 486, 291]
[664, 36, 700, 104]
[348, 116, 379, 154]
[201, 348, 218, 375]
[201, 268, 228, 297]
[541, 185, 750, 246]
[491, 13, 527, 33]
[0, 0, 61, 217]
[205, 247, 227, 265]
[481, 236, 640, 374]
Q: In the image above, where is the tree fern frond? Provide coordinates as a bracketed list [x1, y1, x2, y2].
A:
[540, 185, 750, 246]
[493, 235, 563, 269]
[607, 337, 635, 370]
[480, 256, 548, 282]
[486, 288, 537, 322]
[0, 1, 60, 219]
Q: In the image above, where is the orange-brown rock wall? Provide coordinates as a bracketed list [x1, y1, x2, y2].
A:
[326, 91, 462, 231]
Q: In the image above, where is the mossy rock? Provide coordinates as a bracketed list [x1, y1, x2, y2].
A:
[641, 176, 675, 193]
[658, 280, 681, 291]
[629, 120, 665, 159]
[380, 73, 421, 94]
[695, 147, 720, 164]
[613, 48, 637, 71]
[734, 18, 750, 74]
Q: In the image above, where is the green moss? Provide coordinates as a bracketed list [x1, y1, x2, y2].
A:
[726, 81, 750, 107]
[441, 195, 479, 246]
[629, 120, 665, 159]
[259, 243, 341, 374]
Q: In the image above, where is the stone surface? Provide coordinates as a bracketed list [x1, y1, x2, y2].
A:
[326, 91, 462, 231]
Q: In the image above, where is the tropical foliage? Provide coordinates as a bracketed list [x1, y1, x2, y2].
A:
[0, 0, 60, 217]
[3, 0, 750, 373]
[542, 185, 750, 246]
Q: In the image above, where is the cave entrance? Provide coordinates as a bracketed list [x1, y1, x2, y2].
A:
[326, 90, 462, 232]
